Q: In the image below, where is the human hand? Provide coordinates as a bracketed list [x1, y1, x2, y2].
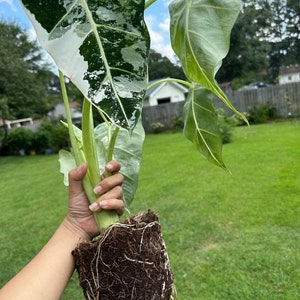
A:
[65, 161, 124, 240]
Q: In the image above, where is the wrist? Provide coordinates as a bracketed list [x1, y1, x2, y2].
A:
[62, 217, 91, 243]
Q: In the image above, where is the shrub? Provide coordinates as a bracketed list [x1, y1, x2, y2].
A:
[217, 109, 238, 144]
[4, 121, 69, 156]
[50, 122, 69, 152]
[248, 103, 277, 124]
[7, 127, 34, 155]
[150, 122, 165, 134]
[34, 121, 69, 154]
[172, 116, 184, 132]
[34, 126, 52, 154]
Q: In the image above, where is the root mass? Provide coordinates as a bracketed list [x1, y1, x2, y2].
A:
[72, 210, 175, 300]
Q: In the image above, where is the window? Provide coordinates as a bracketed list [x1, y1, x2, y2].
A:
[157, 97, 171, 105]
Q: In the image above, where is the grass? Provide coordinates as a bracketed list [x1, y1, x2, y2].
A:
[1, 121, 300, 299]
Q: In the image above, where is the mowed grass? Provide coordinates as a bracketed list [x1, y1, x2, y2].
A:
[1, 121, 300, 299]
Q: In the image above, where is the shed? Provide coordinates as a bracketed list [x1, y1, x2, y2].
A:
[279, 65, 300, 84]
[144, 79, 188, 107]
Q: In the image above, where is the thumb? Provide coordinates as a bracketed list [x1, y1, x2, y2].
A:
[68, 163, 87, 195]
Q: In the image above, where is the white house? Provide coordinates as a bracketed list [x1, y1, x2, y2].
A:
[144, 79, 188, 107]
[48, 101, 82, 122]
[279, 65, 300, 84]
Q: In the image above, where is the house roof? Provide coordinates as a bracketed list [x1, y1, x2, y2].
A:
[146, 78, 188, 98]
[279, 65, 300, 75]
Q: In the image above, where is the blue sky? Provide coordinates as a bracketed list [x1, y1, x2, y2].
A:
[0, 0, 175, 61]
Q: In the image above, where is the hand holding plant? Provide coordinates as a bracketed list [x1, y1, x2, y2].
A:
[66, 161, 124, 240]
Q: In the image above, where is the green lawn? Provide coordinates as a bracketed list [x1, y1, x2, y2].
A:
[1, 121, 300, 299]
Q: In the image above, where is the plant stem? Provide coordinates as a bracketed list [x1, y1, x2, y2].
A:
[59, 71, 117, 231]
[59, 71, 82, 166]
[107, 126, 120, 162]
[147, 78, 193, 91]
[104, 126, 120, 177]
[82, 99, 118, 230]
[82, 98, 101, 188]
[59, 72, 95, 203]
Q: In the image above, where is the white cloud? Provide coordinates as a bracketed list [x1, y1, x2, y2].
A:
[0, 0, 16, 11]
[159, 17, 170, 32]
[145, 14, 176, 62]
[26, 27, 37, 42]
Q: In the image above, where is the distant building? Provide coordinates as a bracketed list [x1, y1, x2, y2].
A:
[279, 65, 300, 84]
[144, 79, 188, 107]
[0, 117, 34, 130]
[48, 101, 82, 123]
[219, 82, 233, 94]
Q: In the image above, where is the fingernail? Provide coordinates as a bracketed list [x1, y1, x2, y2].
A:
[78, 163, 86, 171]
[100, 200, 108, 208]
[89, 202, 98, 212]
[106, 163, 113, 171]
[93, 186, 102, 194]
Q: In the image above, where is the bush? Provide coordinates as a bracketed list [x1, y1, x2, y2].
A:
[150, 122, 165, 134]
[7, 127, 34, 155]
[35, 121, 69, 154]
[172, 116, 184, 132]
[217, 109, 238, 144]
[248, 103, 277, 124]
[4, 121, 69, 156]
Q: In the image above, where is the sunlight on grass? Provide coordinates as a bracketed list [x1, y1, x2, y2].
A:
[1, 121, 300, 299]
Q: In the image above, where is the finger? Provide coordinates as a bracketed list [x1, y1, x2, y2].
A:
[98, 185, 123, 201]
[68, 163, 88, 195]
[89, 198, 125, 216]
[94, 173, 124, 195]
[105, 160, 121, 175]
[100, 199, 125, 216]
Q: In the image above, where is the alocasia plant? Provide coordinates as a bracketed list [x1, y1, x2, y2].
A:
[20, 0, 246, 230]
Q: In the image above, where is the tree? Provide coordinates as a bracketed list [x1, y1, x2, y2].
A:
[285, 0, 300, 63]
[267, 0, 300, 82]
[0, 20, 56, 120]
[0, 97, 9, 154]
[148, 49, 186, 81]
[217, 0, 300, 86]
[216, 1, 270, 86]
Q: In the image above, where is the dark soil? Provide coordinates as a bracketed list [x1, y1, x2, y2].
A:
[72, 210, 175, 300]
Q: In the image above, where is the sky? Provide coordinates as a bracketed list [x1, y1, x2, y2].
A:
[0, 0, 176, 64]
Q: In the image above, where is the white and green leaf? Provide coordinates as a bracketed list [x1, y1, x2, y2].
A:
[21, 0, 150, 130]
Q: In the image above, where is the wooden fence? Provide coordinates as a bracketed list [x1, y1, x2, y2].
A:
[142, 82, 300, 133]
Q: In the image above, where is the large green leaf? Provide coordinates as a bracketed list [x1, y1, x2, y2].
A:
[184, 85, 226, 169]
[20, 0, 150, 130]
[94, 119, 145, 207]
[169, 0, 243, 117]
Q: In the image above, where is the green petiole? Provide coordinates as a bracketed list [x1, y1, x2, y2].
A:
[59, 71, 118, 231]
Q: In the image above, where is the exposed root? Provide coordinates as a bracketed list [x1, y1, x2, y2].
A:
[72, 210, 175, 300]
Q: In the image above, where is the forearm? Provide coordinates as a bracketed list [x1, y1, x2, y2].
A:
[0, 218, 89, 300]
